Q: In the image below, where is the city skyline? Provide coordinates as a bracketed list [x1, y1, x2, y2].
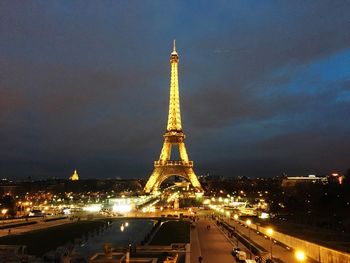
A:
[1, 1, 350, 179]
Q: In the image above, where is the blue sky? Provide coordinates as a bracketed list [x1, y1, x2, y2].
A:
[0, 1, 349, 179]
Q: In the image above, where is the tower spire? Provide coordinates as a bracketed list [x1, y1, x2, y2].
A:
[173, 39, 177, 53]
[167, 41, 182, 131]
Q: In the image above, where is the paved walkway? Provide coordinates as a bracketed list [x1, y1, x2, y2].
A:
[0, 218, 73, 237]
[191, 218, 249, 263]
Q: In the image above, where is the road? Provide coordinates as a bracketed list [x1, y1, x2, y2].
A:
[228, 219, 297, 263]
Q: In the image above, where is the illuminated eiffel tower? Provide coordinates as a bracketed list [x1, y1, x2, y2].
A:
[144, 41, 203, 193]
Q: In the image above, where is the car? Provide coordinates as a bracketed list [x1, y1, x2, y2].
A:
[231, 247, 241, 256]
[236, 251, 247, 261]
[28, 210, 45, 217]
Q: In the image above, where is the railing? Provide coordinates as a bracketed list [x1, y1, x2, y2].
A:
[154, 160, 193, 167]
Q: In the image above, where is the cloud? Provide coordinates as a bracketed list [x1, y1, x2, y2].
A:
[0, 1, 350, 179]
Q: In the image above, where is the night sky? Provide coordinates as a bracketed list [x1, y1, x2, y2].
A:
[1, 1, 350, 180]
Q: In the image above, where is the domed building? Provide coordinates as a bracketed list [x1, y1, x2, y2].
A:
[70, 169, 79, 181]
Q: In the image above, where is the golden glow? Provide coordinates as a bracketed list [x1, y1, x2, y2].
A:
[167, 46, 182, 131]
[1, 209, 7, 215]
[295, 250, 306, 261]
[246, 219, 252, 226]
[144, 41, 203, 193]
[233, 214, 239, 220]
[267, 228, 273, 236]
[70, 169, 79, 181]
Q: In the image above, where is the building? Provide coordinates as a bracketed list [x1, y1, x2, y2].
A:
[70, 170, 79, 181]
[281, 175, 328, 187]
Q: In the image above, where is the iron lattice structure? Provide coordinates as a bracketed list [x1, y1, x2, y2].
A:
[144, 41, 203, 193]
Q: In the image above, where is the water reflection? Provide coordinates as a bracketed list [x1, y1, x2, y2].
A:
[75, 219, 154, 258]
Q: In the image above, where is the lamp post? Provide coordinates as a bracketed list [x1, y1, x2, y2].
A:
[246, 219, 252, 259]
[234, 214, 239, 246]
[295, 250, 306, 262]
[267, 228, 274, 260]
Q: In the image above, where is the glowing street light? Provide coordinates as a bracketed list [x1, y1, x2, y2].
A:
[267, 228, 273, 236]
[120, 224, 125, 232]
[295, 250, 306, 262]
[267, 228, 274, 260]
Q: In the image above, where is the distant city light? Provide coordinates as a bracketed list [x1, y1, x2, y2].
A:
[62, 208, 71, 215]
[339, 176, 343, 185]
[83, 204, 101, 213]
[112, 204, 132, 213]
[259, 212, 270, 219]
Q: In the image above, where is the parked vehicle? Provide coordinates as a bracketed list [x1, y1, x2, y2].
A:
[236, 251, 247, 261]
[28, 210, 45, 217]
[231, 247, 241, 256]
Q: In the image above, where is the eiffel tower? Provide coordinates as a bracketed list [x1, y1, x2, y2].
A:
[144, 41, 203, 193]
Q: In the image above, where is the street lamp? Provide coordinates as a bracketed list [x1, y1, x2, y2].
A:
[295, 250, 306, 262]
[267, 228, 274, 260]
[233, 214, 239, 246]
[246, 219, 252, 259]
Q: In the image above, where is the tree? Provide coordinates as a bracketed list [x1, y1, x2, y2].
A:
[1, 195, 17, 217]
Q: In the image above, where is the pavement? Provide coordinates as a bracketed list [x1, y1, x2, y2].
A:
[0, 217, 73, 237]
[191, 217, 249, 263]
